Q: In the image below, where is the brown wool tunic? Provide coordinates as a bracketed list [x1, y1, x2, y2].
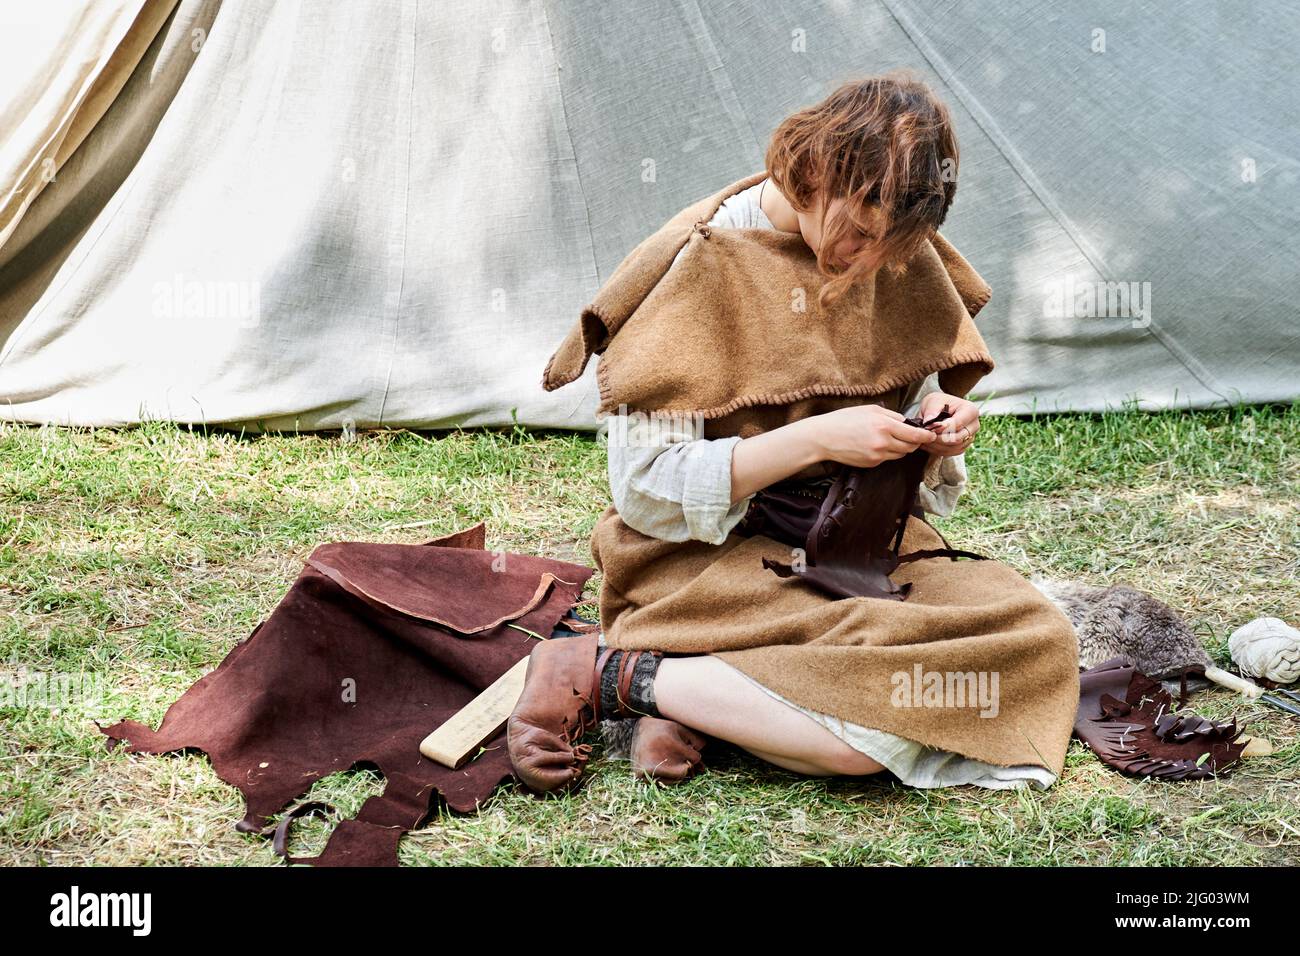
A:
[543, 170, 1080, 775]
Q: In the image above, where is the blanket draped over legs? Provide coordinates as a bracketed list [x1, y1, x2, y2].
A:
[99, 522, 593, 866]
[591, 505, 1081, 775]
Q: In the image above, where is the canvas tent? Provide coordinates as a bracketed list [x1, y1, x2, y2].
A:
[0, 0, 1295, 431]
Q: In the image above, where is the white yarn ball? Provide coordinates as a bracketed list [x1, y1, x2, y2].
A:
[1229, 617, 1300, 684]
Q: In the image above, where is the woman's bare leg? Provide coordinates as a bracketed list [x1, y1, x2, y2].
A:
[737, 746, 839, 777]
[652, 655, 885, 777]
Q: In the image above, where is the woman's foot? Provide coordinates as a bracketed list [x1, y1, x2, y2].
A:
[630, 716, 707, 784]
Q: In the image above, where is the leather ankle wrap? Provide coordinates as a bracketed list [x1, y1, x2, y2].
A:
[593, 647, 661, 720]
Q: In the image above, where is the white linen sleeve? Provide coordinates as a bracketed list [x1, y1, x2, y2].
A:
[606, 419, 754, 545]
[916, 453, 968, 518]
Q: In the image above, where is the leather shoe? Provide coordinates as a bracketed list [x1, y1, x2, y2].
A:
[508, 635, 672, 794]
[507, 633, 603, 794]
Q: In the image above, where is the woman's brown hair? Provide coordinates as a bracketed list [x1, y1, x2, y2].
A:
[765, 69, 959, 309]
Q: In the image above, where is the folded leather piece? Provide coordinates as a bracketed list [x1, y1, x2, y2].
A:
[740, 405, 989, 600]
[98, 521, 594, 866]
[1074, 657, 1248, 780]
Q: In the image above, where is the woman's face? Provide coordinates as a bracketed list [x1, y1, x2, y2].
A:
[798, 193, 885, 270]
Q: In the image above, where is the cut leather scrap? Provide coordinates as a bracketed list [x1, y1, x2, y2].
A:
[1074, 657, 1248, 780]
[98, 520, 594, 866]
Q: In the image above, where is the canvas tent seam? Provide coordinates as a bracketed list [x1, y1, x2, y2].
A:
[878, 0, 1233, 404]
[375, 0, 419, 428]
[531, 0, 603, 425]
[532, 0, 600, 289]
[679, 0, 765, 169]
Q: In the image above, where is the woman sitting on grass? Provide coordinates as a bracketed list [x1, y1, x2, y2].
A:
[510, 70, 1080, 792]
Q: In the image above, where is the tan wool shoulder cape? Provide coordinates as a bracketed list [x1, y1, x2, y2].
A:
[543, 171, 1080, 776]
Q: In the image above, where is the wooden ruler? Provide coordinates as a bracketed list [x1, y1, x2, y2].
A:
[419, 656, 530, 769]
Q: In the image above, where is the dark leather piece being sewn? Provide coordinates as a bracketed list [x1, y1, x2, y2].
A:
[735, 404, 988, 600]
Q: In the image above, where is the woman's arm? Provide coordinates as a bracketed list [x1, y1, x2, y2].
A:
[729, 388, 970, 515]
[727, 417, 827, 504]
[731, 403, 940, 504]
[608, 399, 964, 543]
[604, 189, 771, 544]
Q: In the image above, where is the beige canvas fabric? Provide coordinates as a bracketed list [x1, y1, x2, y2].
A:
[0, 3, 1291, 427]
[0, 0, 179, 251]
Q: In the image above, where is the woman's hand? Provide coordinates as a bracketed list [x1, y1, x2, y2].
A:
[809, 403, 938, 469]
[918, 391, 980, 457]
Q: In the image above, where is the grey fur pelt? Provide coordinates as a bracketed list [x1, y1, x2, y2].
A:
[1029, 575, 1215, 692]
[599, 717, 637, 760]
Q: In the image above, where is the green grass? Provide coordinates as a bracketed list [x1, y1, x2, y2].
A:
[1, 403, 1297, 865]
